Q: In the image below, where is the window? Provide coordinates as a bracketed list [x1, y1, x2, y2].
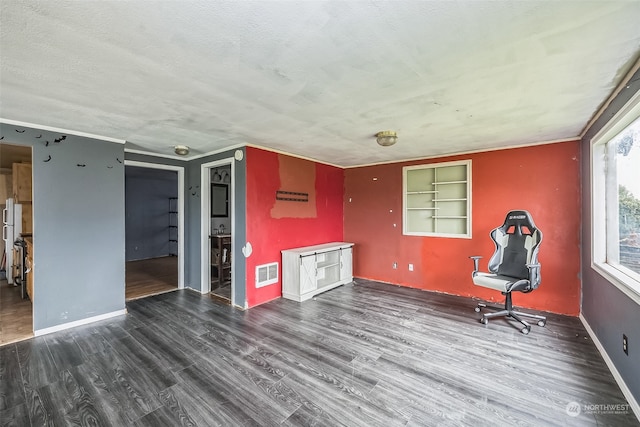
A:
[403, 160, 471, 238]
[592, 91, 640, 302]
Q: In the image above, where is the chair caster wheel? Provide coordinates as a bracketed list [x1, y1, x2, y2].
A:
[480, 317, 488, 325]
[537, 320, 546, 327]
[521, 326, 531, 335]
[474, 307, 481, 313]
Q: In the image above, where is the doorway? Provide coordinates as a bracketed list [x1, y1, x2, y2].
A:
[124, 161, 184, 301]
[201, 159, 235, 305]
[0, 142, 33, 345]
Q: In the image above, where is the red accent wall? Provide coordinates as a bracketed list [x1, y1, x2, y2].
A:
[245, 147, 344, 307]
[344, 141, 582, 315]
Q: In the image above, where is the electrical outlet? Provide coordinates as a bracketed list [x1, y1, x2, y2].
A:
[393, 262, 398, 269]
[408, 263, 414, 271]
[623, 334, 628, 355]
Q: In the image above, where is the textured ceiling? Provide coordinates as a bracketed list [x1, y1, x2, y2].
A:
[1, 1, 640, 167]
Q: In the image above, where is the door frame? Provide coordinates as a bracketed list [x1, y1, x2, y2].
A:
[0, 142, 34, 340]
[200, 158, 236, 305]
[124, 160, 185, 289]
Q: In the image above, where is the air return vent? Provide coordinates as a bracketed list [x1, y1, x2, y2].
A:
[256, 262, 278, 288]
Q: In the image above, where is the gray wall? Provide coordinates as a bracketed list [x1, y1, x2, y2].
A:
[581, 68, 640, 405]
[125, 166, 178, 261]
[0, 123, 126, 331]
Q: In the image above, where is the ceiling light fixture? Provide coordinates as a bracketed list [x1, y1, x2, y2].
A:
[174, 145, 190, 156]
[376, 130, 398, 147]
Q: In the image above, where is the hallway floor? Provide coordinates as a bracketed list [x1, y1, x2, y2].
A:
[126, 256, 178, 301]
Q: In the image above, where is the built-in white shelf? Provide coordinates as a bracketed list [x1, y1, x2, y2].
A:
[403, 160, 471, 237]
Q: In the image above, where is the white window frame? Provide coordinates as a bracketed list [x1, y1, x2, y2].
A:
[403, 159, 472, 238]
[590, 89, 640, 305]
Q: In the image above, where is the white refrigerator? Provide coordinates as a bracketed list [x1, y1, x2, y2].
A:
[2, 198, 23, 284]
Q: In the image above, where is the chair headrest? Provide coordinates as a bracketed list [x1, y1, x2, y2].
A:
[500, 210, 538, 236]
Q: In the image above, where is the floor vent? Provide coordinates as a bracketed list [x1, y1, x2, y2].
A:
[256, 262, 278, 288]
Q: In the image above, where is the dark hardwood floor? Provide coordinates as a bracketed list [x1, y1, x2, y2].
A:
[126, 256, 178, 301]
[1, 279, 638, 426]
[211, 283, 231, 302]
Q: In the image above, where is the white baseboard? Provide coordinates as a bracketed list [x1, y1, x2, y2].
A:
[34, 309, 127, 336]
[579, 314, 640, 421]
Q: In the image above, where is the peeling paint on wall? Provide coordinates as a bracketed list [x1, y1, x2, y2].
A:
[245, 147, 343, 307]
[270, 154, 317, 219]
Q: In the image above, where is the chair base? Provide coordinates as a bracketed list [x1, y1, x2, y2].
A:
[475, 293, 546, 335]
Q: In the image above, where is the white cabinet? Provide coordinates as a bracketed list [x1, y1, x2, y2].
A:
[282, 242, 354, 302]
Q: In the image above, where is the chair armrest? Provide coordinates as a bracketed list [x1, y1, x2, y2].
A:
[507, 279, 531, 292]
[470, 256, 482, 276]
[526, 263, 540, 269]
[526, 263, 541, 288]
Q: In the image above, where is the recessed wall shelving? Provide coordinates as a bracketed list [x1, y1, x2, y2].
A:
[403, 160, 471, 238]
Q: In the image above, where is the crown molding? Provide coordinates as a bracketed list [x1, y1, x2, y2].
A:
[0, 118, 126, 144]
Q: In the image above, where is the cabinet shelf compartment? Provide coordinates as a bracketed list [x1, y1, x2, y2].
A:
[317, 263, 341, 288]
[317, 261, 341, 269]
